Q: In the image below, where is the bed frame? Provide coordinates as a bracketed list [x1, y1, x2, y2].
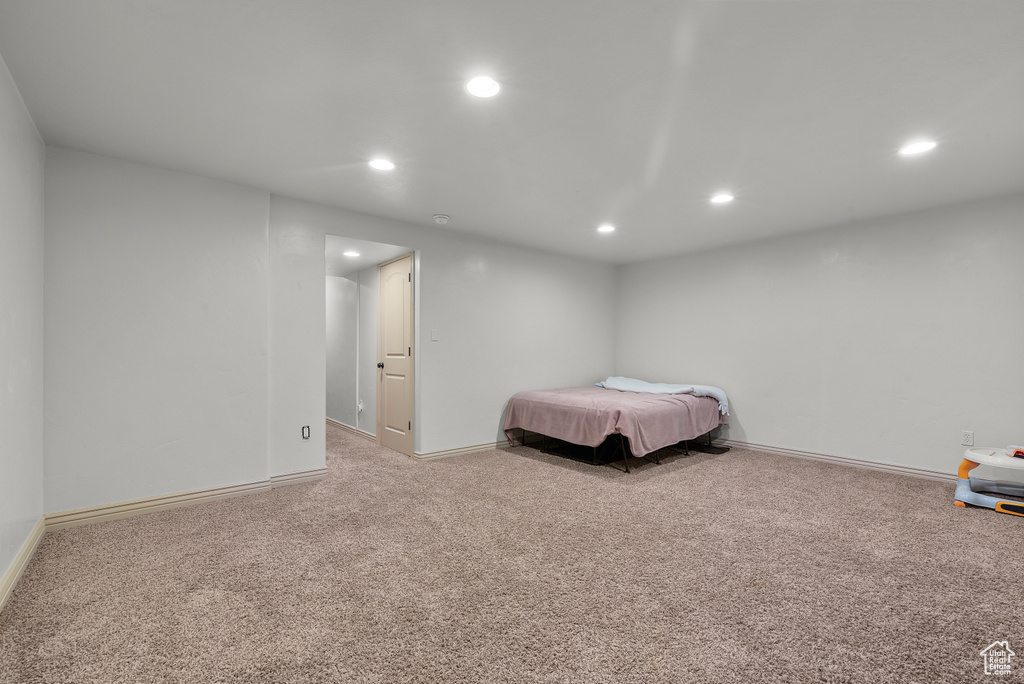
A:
[511, 425, 727, 474]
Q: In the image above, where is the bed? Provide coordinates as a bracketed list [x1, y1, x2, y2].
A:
[503, 384, 728, 472]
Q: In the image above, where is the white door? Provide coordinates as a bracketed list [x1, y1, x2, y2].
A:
[377, 253, 414, 455]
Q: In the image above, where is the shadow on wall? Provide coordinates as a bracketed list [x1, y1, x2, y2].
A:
[325, 235, 410, 437]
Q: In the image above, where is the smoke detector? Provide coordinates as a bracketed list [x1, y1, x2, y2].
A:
[433, 214, 450, 225]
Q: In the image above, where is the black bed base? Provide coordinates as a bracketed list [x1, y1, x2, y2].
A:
[515, 428, 727, 474]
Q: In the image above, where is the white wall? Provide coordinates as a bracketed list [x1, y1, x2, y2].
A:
[269, 195, 617, 456]
[268, 206, 328, 474]
[44, 148, 271, 512]
[324, 265, 379, 434]
[356, 265, 377, 435]
[615, 193, 1024, 474]
[43, 151, 611, 508]
[325, 275, 358, 427]
[0, 53, 44, 578]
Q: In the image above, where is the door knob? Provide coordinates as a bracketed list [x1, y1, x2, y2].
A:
[377, 362, 384, 369]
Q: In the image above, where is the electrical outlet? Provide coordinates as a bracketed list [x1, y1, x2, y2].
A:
[961, 431, 974, 447]
[302, 425, 310, 440]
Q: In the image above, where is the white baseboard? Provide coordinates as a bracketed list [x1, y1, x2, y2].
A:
[720, 439, 955, 482]
[45, 467, 328, 532]
[326, 417, 503, 461]
[413, 441, 505, 461]
[0, 515, 46, 614]
[271, 467, 328, 487]
[326, 418, 375, 441]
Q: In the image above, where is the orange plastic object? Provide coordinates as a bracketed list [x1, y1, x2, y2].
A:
[958, 459, 981, 479]
[954, 501, 967, 508]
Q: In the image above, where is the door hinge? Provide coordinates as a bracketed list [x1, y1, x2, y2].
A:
[408, 346, 411, 356]
[408, 421, 411, 430]
[408, 273, 411, 282]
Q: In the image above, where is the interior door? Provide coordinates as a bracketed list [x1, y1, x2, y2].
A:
[377, 253, 414, 455]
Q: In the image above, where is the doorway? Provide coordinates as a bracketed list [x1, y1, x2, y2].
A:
[325, 236, 414, 450]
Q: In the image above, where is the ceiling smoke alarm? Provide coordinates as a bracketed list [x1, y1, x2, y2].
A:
[433, 214, 450, 225]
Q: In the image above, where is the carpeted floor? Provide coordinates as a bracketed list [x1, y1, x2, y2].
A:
[1, 423, 1021, 683]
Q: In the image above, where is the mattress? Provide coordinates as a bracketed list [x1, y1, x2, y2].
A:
[503, 385, 727, 458]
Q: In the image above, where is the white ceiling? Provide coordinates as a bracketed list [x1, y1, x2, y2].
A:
[325, 235, 409, 279]
[1, 1, 1022, 264]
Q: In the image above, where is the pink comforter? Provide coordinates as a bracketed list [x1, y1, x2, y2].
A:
[503, 386, 727, 458]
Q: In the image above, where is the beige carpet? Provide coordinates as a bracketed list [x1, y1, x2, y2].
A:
[1, 423, 1021, 683]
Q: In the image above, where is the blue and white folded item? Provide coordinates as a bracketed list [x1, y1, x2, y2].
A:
[596, 376, 729, 416]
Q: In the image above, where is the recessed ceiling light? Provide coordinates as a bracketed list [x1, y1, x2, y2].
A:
[899, 140, 937, 156]
[710, 193, 734, 204]
[369, 158, 395, 170]
[343, 251, 360, 257]
[466, 76, 501, 98]
[597, 224, 615, 233]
